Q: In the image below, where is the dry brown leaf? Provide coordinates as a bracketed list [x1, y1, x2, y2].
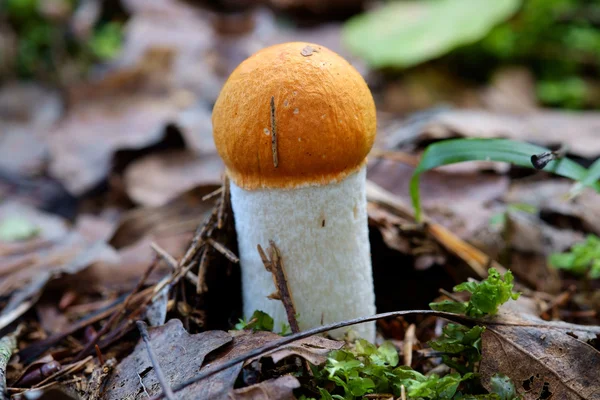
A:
[505, 180, 600, 237]
[0, 202, 116, 297]
[480, 297, 600, 399]
[124, 150, 224, 207]
[367, 158, 508, 239]
[47, 48, 196, 195]
[103, 319, 233, 400]
[0, 82, 62, 176]
[229, 375, 300, 400]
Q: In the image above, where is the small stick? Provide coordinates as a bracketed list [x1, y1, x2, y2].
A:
[151, 242, 197, 285]
[136, 321, 175, 400]
[257, 241, 300, 333]
[207, 238, 239, 263]
[217, 176, 229, 229]
[73, 258, 160, 361]
[270, 96, 278, 168]
[201, 186, 223, 201]
[196, 247, 210, 294]
[403, 324, 416, 367]
[439, 288, 464, 303]
[0, 325, 23, 400]
[179, 206, 218, 268]
[401, 384, 406, 400]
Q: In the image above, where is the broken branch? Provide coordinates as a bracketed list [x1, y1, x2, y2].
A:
[257, 241, 300, 333]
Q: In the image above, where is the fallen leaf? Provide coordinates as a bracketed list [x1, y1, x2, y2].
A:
[505, 181, 600, 237]
[103, 319, 233, 400]
[367, 158, 508, 239]
[230, 375, 300, 400]
[0, 202, 116, 329]
[0, 82, 63, 176]
[124, 150, 224, 207]
[47, 49, 195, 195]
[109, 184, 218, 248]
[480, 297, 600, 399]
[199, 330, 342, 400]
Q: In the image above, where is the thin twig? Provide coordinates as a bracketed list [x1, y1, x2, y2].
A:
[201, 186, 223, 201]
[207, 238, 239, 263]
[217, 175, 229, 229]
[136, 321, 175, 400]
[403, 324, 416, 367]
[33, 356, 93, 388]
[258, 241, 300, 333]
[179, 206, 218, 267]
[0, 325, 23, 400]
[147, 310, 473, 400]
[151, 242, 197, 285]
[439, 288, 464, 303]
[270, 96, 278, 167]
[73, 258, 160, 362]
[138, 373, 150, 398]
[196, 247, 210, 294]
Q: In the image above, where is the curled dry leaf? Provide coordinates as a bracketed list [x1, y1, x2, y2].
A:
[229, 375, 300, 400]
[480, 297, 600, 400]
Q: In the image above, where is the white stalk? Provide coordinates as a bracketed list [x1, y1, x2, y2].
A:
[229, 166, 376, 341]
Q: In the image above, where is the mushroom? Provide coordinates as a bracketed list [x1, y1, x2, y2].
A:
[212, 42, 377, 341]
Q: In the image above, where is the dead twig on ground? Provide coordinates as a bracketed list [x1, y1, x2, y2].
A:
[403, 324, 416, 367]
[258, 241, 300, 333]
[136, 321, 175, 400]
[73, 257, 160, 362]
[151, 242, 197, 286]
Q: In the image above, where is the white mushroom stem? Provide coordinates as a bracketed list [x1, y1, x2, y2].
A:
[229, 166, 376, 341]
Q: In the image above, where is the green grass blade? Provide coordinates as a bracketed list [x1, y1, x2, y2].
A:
[569, 158, 600, 199]
[410, 138, 599, 221]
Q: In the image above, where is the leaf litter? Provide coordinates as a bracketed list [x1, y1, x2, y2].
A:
[1, 1, 600, 400]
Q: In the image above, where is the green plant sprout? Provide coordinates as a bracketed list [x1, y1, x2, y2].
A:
[549, 234, 600, 279]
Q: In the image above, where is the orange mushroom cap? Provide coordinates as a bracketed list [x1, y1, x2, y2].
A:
[212, 42, 377, 190]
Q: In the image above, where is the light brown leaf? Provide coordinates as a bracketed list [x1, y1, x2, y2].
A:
[124, 150, 224, 207]
[229, 375, 300, 400]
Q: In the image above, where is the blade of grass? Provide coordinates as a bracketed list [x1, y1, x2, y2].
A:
[569, 158, 600, 199]
[410, 138, 599, 221]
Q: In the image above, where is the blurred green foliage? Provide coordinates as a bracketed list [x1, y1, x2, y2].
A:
[2, 0, 122, 81]
[478, 0, 600, 108]
[345, 0, 600, 109]
[549, 234, 600, 279]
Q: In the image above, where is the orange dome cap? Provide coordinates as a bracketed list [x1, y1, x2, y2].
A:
[212, 42, 376, 190]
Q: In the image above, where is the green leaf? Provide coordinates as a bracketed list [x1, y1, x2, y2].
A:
[459, 268, 521, 318]
[342, 0, 522, 68]
[410, 138, 599, 221]
[429, 300, 468, 314]
[371, 341, 399, 367]
[233, 310, 274, 332]
[549, 234, 600, 279]
[570, 157, 600, 198]
[0, 216, 39, 242]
